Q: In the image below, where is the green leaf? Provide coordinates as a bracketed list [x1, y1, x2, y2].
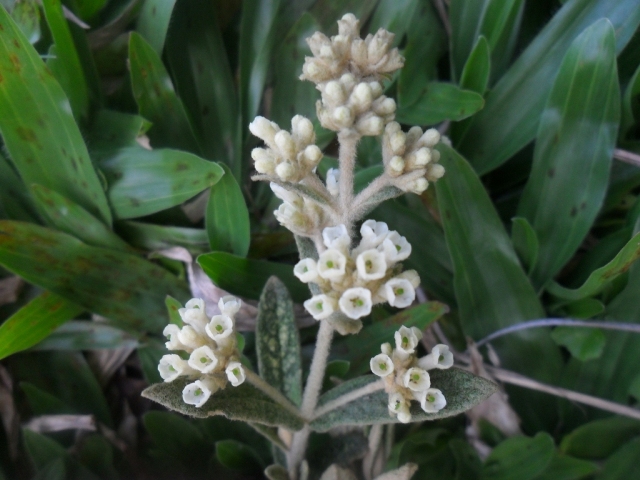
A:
[518, 19, 620, 288]
[31, 185, 132, 251]
[563, 298, 605, 320]
[459, 36, 491, 94]
[435, 144, 562, 430]
[136, 0, 176, 54]
[333, 301, 449, 377]
[0, 291, 83, 360]
[99, 146, 224, 219]
[31, 321, 139, 351]
[0, 221, 190, 332]
[165, 295, 183, 326]
[595, 437, 640, 479]
[129, 32, 200, 153]
[205, 163, 250, 257]
[307, 0, 378, 32]
[368, 0, 419, 44]
[77, 434, 118, 480]
[166, 0, 238, 173]
[138, 339, 165, 384]
[197, 251, 309, 303]
[142, 378, 305, 431]
[547, 232, 640, 301]
[0, 6, 112, 225]
[216, 440, 264, 474]
[560, 417, 640, 459]
[449, 0, 488, 81]
[0, 151, 37, 221]
[87, 109, 146, 153]
[310, 369, 497, 432]
[551, 327, 606, 361]
[256, 277, 302, 406]
[396, 83, 484, 126]
[116, 221, 209, 253]
[10, 0, 39, 44]
[481, 433, 555, 480]
[511, 217, 539, 274]
[621, 61, 640, 141]
[323, 360, 350, 392]
[20, 382, 69, 415]
[532, 454, 597, 480]
[22, 430, 66, 471]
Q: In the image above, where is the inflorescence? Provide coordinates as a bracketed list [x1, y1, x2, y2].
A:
[371, 326, 453, 423]
[158, 297, 246, 408]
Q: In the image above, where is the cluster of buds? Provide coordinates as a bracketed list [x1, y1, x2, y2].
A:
[158, 296, 246, 408]
[295, 220, 420, 321]
[271, 183, 328, 237]
[250, 115, 323, 182]
[383, 122, 446, 194]
[370, 326, 453, 423]
[301, 14, 402, 136]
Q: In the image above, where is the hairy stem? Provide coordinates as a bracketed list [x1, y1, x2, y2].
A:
[244, 370, 302, 419]
[337, 132, 359, 228]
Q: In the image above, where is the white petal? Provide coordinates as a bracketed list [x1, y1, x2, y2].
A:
[304, 294, 337, 320]
[177, 325, 206, 350]
[205, 315, 234, 343]
[317, 249, 347, 280]
[384, 278, 415, 308]
[294, 258, 319, 283]
[420, 388, 446, 413]
[163, 324, 185, 351]
[338, 288, 373, 319]
[418, 344, 454, 370]
[394, 325, 420, 354]
[322, 224, 350, 250]
[380, 232, 412, 263]
[182, 379, 215, 408]
[356, 249, 387, 281]
[225, 361, 246, 387]
[370, 354, 394, 377]
[158, 354, 192, 382]
[218, 295, 241, 317]
[403, 367, 430, 392]
[188, 346, 220, 374]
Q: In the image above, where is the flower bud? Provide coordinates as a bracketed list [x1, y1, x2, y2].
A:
[410, 178, 429, 194]
[274, 130, 296, 159]
[351, 83, 373, 110]
[302, 145, 322, 166]
[325, 81, 346, 104]
[390, 132, 406, 155]
[326, 168, 340, 196]
[218, 296, 241, 317]
[388, 156, 405, 176]
[291, 115, 315, 145]
[249, 116, 279, 145]
[369, 81, 383, 98]
[373, 97, 396, 116]
[275, 161, 296, 181]
[356, 115, 384, 136]
[426, 163, 445, 181]
[338, 13, 359, 37]
[333, 106, 354, 128]
[420, 128, 441, 148]
[252, 148, 276, 174]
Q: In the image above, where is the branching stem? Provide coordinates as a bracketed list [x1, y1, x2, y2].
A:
[244, 370, 302, 420]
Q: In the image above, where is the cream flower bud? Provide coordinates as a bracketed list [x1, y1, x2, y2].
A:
[275, 161, 296, 181]
[325, 80, 346, 104]
[302, 60, 323, 81]
[338, 13, 359, 37]
[413, 148, 432, 167]
[369, 81, 383, 98]
[420, 388, 446, 413]
[420, 128, 440, 148]
[410, 178, 429, 194]
[431, 150, 441, 163]
[183, 378, 217, 408]
[249, 116, 279, 145]
[179, 298, 208, 332]
[385, 121, 401, 135]
[317, 249, 347, 280]
[253, 151, 276, 174]
[205, 315, 234, 343]
[158, 354, 194, 382]
[275, 131, 296, 160]
[294, 258, 320, 283]
[356, 115, 384, 136]
[326, 168, 340, 196]
[388, 156, 405, 176]
[381, 342, 393, 356]
[270, 182, 300, 204]
[163, 324, 185, 350]
[356, 249, 387, 281]
[370, 353, 394, 377]
[418, 344, 454, 370]
[384, 278, 415, 308]
[368, 30, 393, 64]
[390, 132, 406, 155]
[351, 38, 367, 64]
[397, 269, 421, 289]
[426, 164, 445, 181]
[226, 361, 246, 387]
[218, 295, 241, 317]
[406, 126, 422, 145]
[178, 325, 206, 350]
[373, 97, 396, 116]
[394, 325, 420, 354]
[388, 392, 411, 423]
[351, 83, 373, 110]
[274, 202, 304, 228]
[333, 106, 354, 128]
[360, 220, 389, 247]
[340, 73, 356, 93]
[304, 294, 337, 320]
[403, 367, 430, 392]
[291, 115, 314, 144]
[188, 345, 219, 373]
[381, 232, 412, 262]
[339, 287, 373, 319]
[302, 145, 322, 166]
[322, 224, 350, 250]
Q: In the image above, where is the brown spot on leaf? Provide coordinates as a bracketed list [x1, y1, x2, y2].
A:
[140, 67, 148, 78]
[581, 201, 587, 210]
[16, 127, 42, 149]
[12, 39, 19, 49]
[175, 162, 189, 172]
[9, 54, 20, 72]
[570, 206, 577, 217]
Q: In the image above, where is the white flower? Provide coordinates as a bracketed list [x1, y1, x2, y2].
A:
[178, 298, 208, 332]
[418, 344, 454, 370]
[356, 249, 387, 281]
[322, 224, 351, 250]
[205, 315, 234, 343]
[370, 354, 394, 377]
[188, 345, 219, 374]
[218, 295, 241, 317]
[403, 367, 430, 392]
[397, 269, 420, 289]
[317, 249, 347, 280]
[420, 388, 446, 413]
[294, 258, 320, 283]
[394, 325, 422, 354]
[158, 354, 193, 382]
[163, 324, 185, 351]
[383, 278, 415, 308]
[177, 325, 206, 350]
[304, 294, 337, 320]
[339, 287, 372, 319]
[380, 232, 411, 263]
[360, 220, 389, 248]
[381, 342, 392, 356]
[226, 361, 246, 387]
[326, 168, 340, 196]
[388, 392, 411, 423]
[182, 379, 216, 408]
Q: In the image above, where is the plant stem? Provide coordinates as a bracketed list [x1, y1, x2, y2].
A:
[244, 370, 302, 420]
[337, 132, 359, 228]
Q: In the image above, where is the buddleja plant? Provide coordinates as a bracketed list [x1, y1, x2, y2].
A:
[143, 15, 496, 480]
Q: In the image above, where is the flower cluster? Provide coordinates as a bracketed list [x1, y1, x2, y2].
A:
[158, 296, 246, 408]
[383, 122, 446, 194]
[301, 13, 402, 136]
[295, 221, 420, 321]
[250, 115, 323, 182]
[270, 183, 329, 237]
[370, 326, 453, 423]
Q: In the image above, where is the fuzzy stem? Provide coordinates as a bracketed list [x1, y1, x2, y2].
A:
[244, 370, 302, 420]
[337, 132, 359, 228]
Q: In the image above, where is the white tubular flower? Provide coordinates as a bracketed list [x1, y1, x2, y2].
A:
[356, 249, 387, 281]
[370, 353, 394, 377]
[177, 325, 206, 350]
[380, 232, 412, 263]
[179, 298, 209, 332]
[182, 379, 217, 408]
[218, 296, 241, 317]
[383, 278, 415, 308]
[317, 249, 347, 280]
[326, 168, 340, 196]
[420, 388, 446, 413]
[339, 287, 373, 319]
[304, 294, 337, 320]
[158, 355, 194, 382]
[226, 361, 246, 387]
[388, 392, 411, 423]
[205, 315, 234, 343]
[163, 324, 185, 351]
[322, 224, 351, 250]
[394, 325, 421, 355]
[381, 342, 392, 356]
[188, 345, 219, 374]
[360, 220, 389, 248]
[418, 344, 454, 371]
[403, 367, 430, 392]
[294, 258, 320, 283]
